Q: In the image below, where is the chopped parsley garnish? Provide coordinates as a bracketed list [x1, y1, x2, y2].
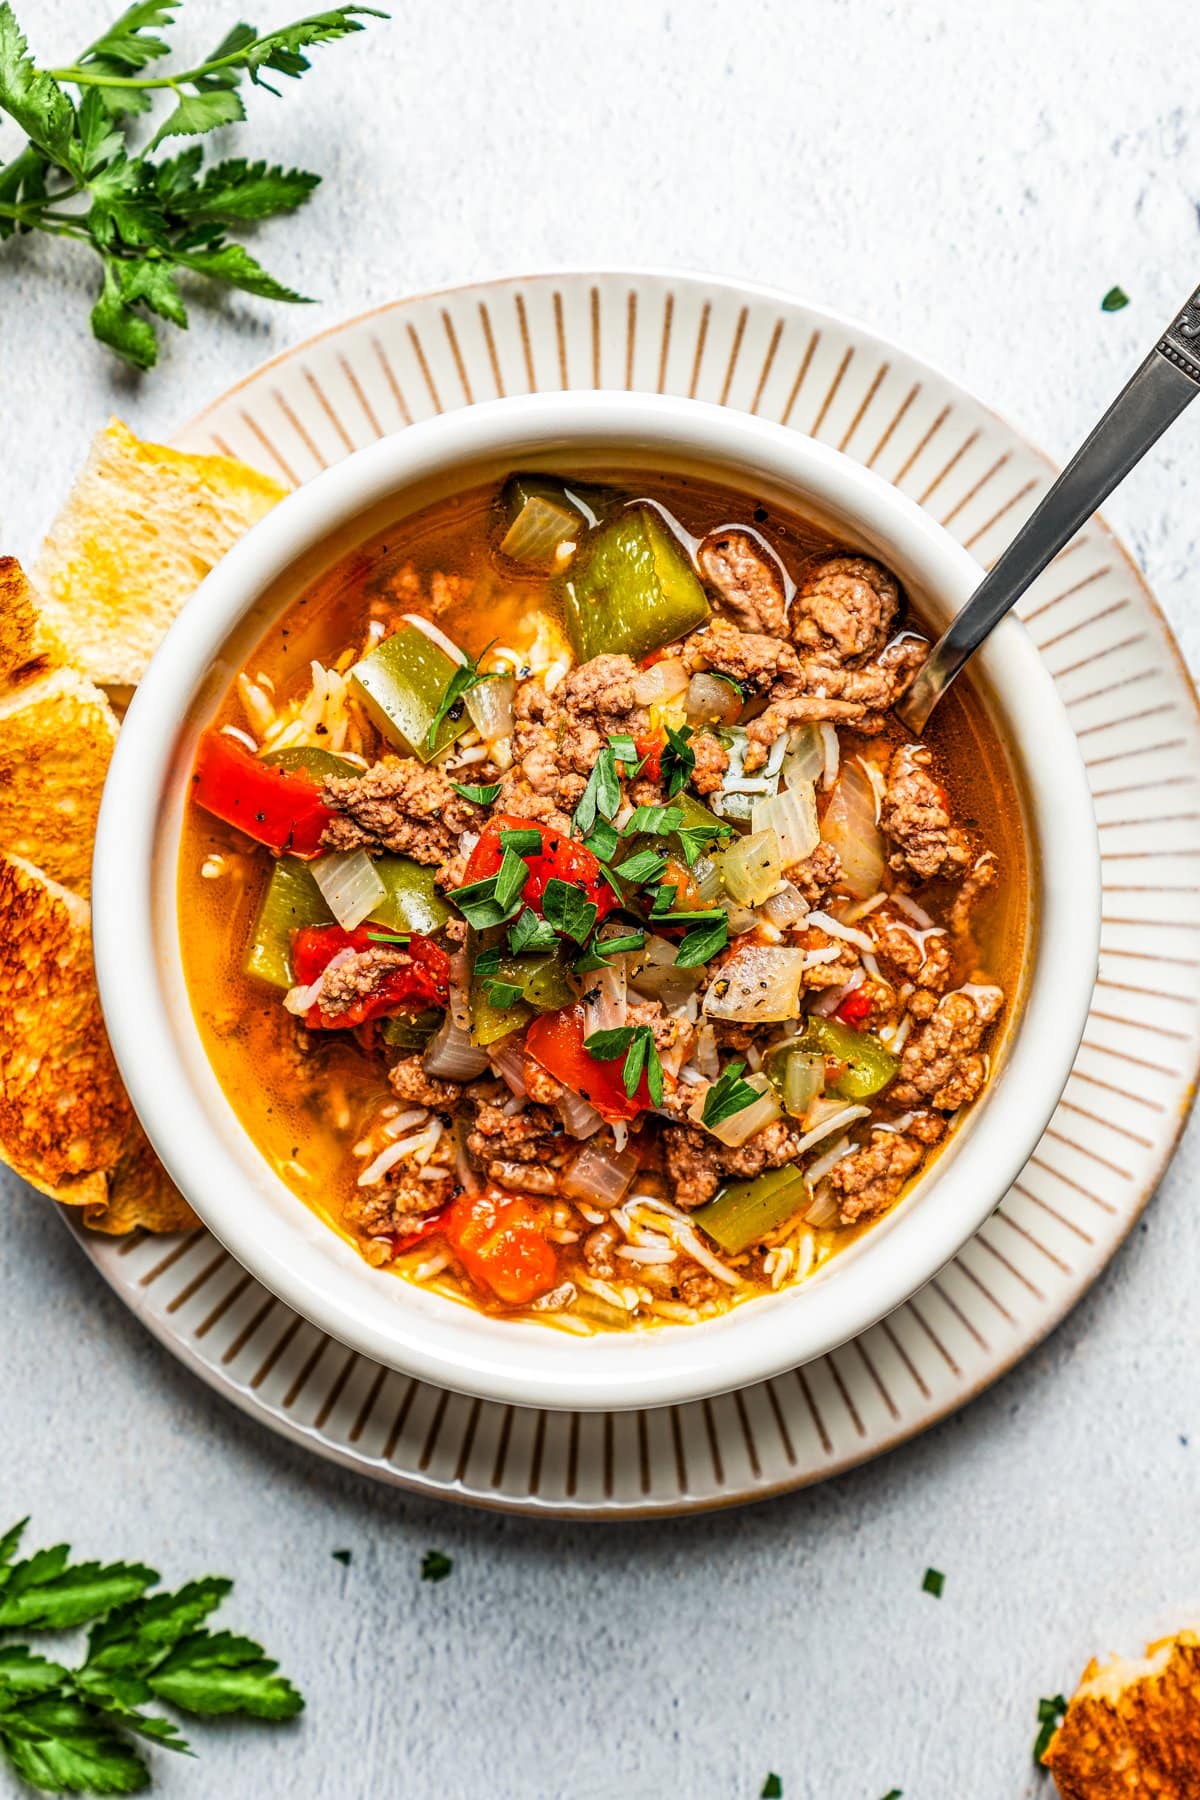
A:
[420, 1550, 453, 1583]
[649, 884, 679, 917]
[583, 1024, 664, 1106]
[675, 820, 733, 868]
[492, 847, 530, 912]
[447, 872, 521, 931]
[508, 907, 558, 954]
[1033, 1695, 1067, 1763]
[331, 1549, 352, 1566]
[425, 648, 497, 751]
[922, 1567, 945, 1598]
[623, 804, 684, 837]
[498, 827, 543, 856]
[583, 817, 620, 862]
[1101, 285, 1130, 312]
[617, 845, 668, 887]
[660, 722, 695, 797]
[481, 976, 523, 1008]
[450, 780, 502, 805]
[607, 731, 646, 774]
[573, 745, 621, 835]
[701, 1060, 761, 1129]
[542, 878, 598, 944]
[673, 912, 730, 968]
[573, 929, 645, 974]
[366, 929, 411, 945]
[761, 1779, 783, 1800]
[880, 1792, 903, 1800]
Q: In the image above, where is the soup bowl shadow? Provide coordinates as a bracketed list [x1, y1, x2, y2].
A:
[93, 391, 1100, 1412]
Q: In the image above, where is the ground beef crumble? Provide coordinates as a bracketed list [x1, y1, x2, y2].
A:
[880, 743, 972, 881]
[697, 529, 789, 637]
[321, 757, 485, 866]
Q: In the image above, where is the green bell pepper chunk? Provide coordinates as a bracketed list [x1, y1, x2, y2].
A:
[562, 507, 710, 662]
[350, 624, 468, 763]
[261, 746, 359, 781]
[467, 933, 575, 1046]
[380, 1009, 443, 1051]
[371, 856, 451, 936]
[797, 1014, 898, 1101]
[693, 1166, 810, 1255]
[243, 857, 331, 988]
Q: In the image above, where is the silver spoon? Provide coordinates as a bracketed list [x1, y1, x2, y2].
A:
[895, 282, 1200, 732]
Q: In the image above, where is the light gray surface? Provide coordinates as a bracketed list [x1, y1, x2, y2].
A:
[2, 3, 1199, 1795]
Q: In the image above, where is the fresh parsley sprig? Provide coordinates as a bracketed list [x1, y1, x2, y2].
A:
[660, 723, 695, 797]
[425, 646, 497, 751]
[700, 1059, 760, 1129]
[0, 1518, 303, 1796]
[0, 2, 386, 369]
[450, 780, 500, 807]
[583, 1023, 664, 1106]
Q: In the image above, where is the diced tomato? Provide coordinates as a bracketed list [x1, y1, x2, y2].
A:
[461, 814, 616, 920]
[191, 729, 336, 856]
[639, 648, 669, 668]
[392, 1207, 448, 1257]
[291, 923, 450, 1029]
[443, 1189, 558, 1306]
[834, 988, 874, 1026]
[524, 1003, 651, 1121]
[633, 728, 665, 785]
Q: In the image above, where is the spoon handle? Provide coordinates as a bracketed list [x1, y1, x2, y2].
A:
[896, 284, 1200, 731]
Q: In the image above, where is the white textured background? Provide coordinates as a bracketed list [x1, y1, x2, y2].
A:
[3, 3, 1200, 1796]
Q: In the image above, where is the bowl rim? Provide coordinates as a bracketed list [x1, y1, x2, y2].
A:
[92, 389, 1101, 1411]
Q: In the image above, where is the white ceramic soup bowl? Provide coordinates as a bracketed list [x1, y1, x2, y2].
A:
[93, 390, 1100, 1412]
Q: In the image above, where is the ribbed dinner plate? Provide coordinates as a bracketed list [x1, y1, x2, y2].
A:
[66, 271, 1200, 1516]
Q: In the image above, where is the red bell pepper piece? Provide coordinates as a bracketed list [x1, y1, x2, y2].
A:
[443, 1189, 558, 1306]
[835, 987, 873, 1026]
[461, 814, 616, 921]
[633, 728, 665, 785]
[524, 1002, 651, 1121]
[291, 923, 450, 1029]
[191, 729, 335, 857]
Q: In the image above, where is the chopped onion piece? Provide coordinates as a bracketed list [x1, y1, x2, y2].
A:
[803, 1184, 842, 1228]
[583, 960, 628, 1034]
[311, 850, 386, 931]
[466, 671, 515, 743]
[499, 495, 579, 570]
[448, 952, 472, 1031]
[702, 944, 810, 1022]
[752, 782, 819, 869]
[558, 1088, 606, 1139]
[819, 722, 840, 789]
[692, 854, 722, 905]
[423, 1014, 489, 1081]
[719, 829, 782, 906]
[804, 1134, 857, 1186]
[761, 882, 809, 928]
[487, 1037, 529, 1098]
[627, 936, 703, 1007]
[820, 761, 884, 898]
[689, 1071, 780, 1146]
[562, 1138, 640, 1208]
[685, 670, 743, 726]
[635, 658, 690, 707]
[784, 723, 825, 787]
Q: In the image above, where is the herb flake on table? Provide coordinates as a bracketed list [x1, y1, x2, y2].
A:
[420, 1551, 453, 1583]
[1101, 285, 1130, 312]
[1033, 1693, 1067, 1763]
[922, 1566, 945, 1598]
[0, 1517, 303, 1796]
[331, 1549, 352, 1566]
[0, 2, 387, 370]
[760, 1777, 783, 1799]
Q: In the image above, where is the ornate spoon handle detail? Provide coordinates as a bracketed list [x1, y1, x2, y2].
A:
[896, 283, 1200, 732]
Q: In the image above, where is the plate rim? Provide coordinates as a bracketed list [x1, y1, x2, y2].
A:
[63, 264, 1200, 1516]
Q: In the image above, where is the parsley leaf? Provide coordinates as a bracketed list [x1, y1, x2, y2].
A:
[447, 873, 520, 931]
[673, 913, 729, 968]
[649, 884, 679, 917]
[582, 816, 620, 862]
[0, 1547, 157, 1633]
[701, 1061, 760, 1130]
[498, 828, 542, 857]
[607, 731, 645, 774]
[623, 804, 684, 837]
[450, 781, 501, 806]
[480, 974, 523, 1008]
[165, 156, 319, 221]
[331, 1549, 352, 1567]
[573, 746, 620, 837]
[583, 1024, 663, 1104]
[1033, 1694, 1067, 1764]
[542, 878, 597, 945]
[0, 9, 77, 166]
[508, 907, 557, 955]
[1101, 285, 1129, 312]
[573, 929, 645, 973]
[492, 847, 530, 913]
[423, 644, 496, 750]
[921, 1567, 944, 1598]
[675, 819, 732, 868]
[420, 1551, 453, 1583]
[761, 1778, 783, 1800]
[660, 723, 695, 797]
[615, 846, 667, 887]
[145, 1630, 303, 1720]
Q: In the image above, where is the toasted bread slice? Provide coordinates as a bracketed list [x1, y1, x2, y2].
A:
[0, 665, 119, 894]
[83, 1117, 197, 1236]
[0, 852, 130, 1205]
[1044, 1630, 1200, 1797]
[32, 418, 287, 686]
[0, 555, 58, 690]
